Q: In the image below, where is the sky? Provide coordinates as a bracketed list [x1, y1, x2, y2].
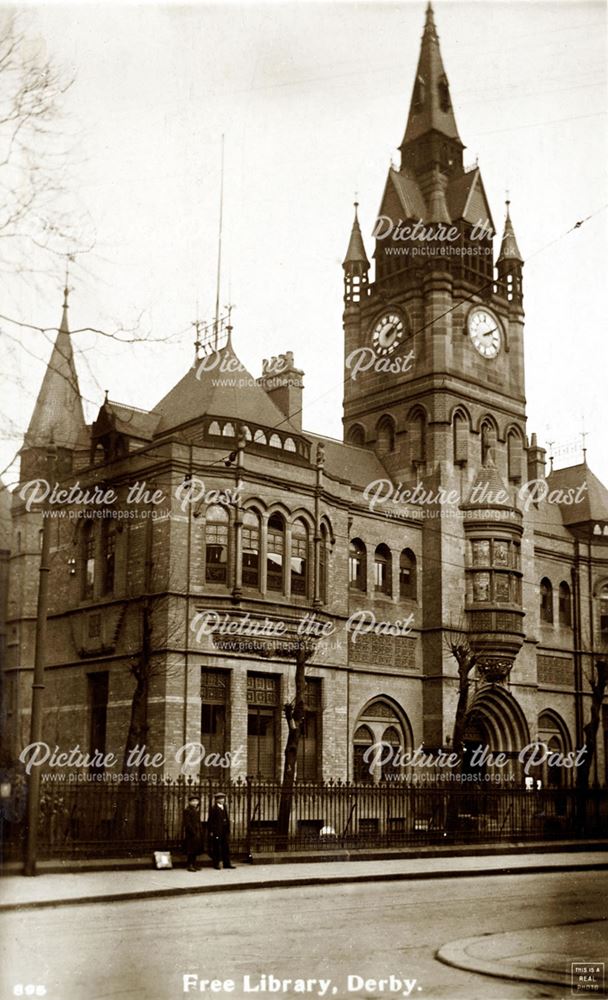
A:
[2, 0, 607, 487]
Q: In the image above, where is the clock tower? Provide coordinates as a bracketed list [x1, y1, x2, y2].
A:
[342, 1, 528, 747]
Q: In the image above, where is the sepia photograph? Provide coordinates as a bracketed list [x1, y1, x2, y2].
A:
[0, 1, 607, 998]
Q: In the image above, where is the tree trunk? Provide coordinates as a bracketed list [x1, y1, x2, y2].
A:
[445, 652, 475, 838]
[576, 660, 607, 792]
[276, 647, 307, 851]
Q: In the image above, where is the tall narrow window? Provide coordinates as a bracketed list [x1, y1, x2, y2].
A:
[376, 417, 395, 455]
[399, 549, 416, 600]
[381, 726, 402, 781]
[599, 584, 608, 643]
[247, 674, 279, 779]
[82, 521, 95, 600]
[349, 539, 366, 592]
[374, 544, 392, 595]
[291, 519, 308, 596]
[101, 520, 116, 596]
[353, 726, 374, 783]
[267, 513, 285, 592]
[453, 412, 468, 466]
[88, 672, 109, 774]
[297, 678, 322, 781]
[205, 505, 229, 584]
[201, 669, 229, 775]
[558, 582, 572, 628]
[540, 578, 553, 623]
[507, 431, 523, 483]
[319, 524, 328, 603]
[409, 412, 426, 466]
[242, 509, 260, 588]
[481, 421, 497, 465]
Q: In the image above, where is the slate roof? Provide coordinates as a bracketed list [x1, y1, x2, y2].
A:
[305, 433, 391, 491]
[24, 294, 87, 451]
[153, 338, 300, 435]
[546, 464, 608, 526]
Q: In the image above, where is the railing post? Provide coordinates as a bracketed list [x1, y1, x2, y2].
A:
[245, 775, 253, 862]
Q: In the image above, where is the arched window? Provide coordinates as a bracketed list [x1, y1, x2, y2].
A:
[374, 544, 392, 595]
[347, 425, 365, 447]
[538, 712, 571, 792]
[101, 519, 116, 596]
[319, 523, 328, 603]
[253, 429, 267, 445]
[481, 420, 497, 465]
[540, 578, 553, 623]
[82, 521, 95, 600]
[599, 584, 608, 643]
[453, 412, 468, 466]
[208, 421, 221, 436]
[353, 725, 374, 783]
[242, 510, 260, 588]
[284, 437, 296, 452]
[205, 505, 229, 584]
[376, 417, 395, 455]
[222, 422, 235, 437]
[349, 538, 366, 592]
[558, 581, 572, 628]
[399, 549, 416, 600]
[267, 513, 285, 592]
[353, 699, 411, 784]
[409, 411, 426, 466]
[269, 433, 282, 449]
[507, 430, 523, 483]
[291, 519, 308, 596]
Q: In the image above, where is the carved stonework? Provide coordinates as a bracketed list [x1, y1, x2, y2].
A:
[476, 657, 513, 684]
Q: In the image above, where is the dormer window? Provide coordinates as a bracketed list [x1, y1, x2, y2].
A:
[438, 77, 451, 112]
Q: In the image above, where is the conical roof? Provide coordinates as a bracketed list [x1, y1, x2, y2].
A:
[154, 337, 301, 435]
[343, 204, 369, 267]
[498, 201, 523, 263]
[462, 458, 516, 511]
[23, 290, 87, 451]
[402, 2, 461, 147]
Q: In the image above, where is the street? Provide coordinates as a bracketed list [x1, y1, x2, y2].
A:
[1, 869, 606, 1000]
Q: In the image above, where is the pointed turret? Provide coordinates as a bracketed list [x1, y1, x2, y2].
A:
[21, 287, 87, 480]
[401, 2, 461, 150]
[497, 200, 523, 306]
[343, 202, 369, 306]
[497, 200, 522, 264]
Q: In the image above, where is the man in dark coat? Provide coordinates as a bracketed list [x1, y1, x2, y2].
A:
[207, 791, 235, 870]
[183, 794, 202, 872]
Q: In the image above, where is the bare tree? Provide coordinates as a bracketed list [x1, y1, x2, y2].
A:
[276, 637, 317, 851]
[444, 620, 478, 761]
[0, 11, 83, 274]
[576, 654, 607, 792]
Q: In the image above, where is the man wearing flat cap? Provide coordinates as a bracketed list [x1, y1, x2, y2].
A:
[183, 794, 202, 872]
[207, 791, 235, 870]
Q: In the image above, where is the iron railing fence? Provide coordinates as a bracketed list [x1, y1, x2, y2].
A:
[1, 778, 607, 862]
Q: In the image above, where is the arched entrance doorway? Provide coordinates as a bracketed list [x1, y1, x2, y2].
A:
[352, 697, 413, 783]
[464, 686, 530, 782]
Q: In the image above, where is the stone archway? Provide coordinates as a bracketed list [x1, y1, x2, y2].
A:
[463, 686, 530, 781]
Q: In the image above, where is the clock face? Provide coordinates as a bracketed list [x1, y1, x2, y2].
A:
[468, 307, 501, 358]
[371, 311, 405, 356]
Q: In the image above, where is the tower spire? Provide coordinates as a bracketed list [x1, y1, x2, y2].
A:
[401, 1, 461, 149]
[343, 201, 369, 267]
[22, 284, 86, 455]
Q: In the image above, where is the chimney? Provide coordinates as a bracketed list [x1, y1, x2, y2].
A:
[527, 432, 546, 482]
[257, 351, 304, 431]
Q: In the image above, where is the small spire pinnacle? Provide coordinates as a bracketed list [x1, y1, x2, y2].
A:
[498, 198, 523, 263]
[343, 202, 369, 268]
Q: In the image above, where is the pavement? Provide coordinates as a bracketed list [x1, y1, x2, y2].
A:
[2, 848, 607, 994]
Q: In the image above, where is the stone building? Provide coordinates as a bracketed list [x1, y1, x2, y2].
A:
[4, 2, 608, 788]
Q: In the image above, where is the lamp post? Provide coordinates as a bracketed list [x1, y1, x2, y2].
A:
[24, 443, 55, 876]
